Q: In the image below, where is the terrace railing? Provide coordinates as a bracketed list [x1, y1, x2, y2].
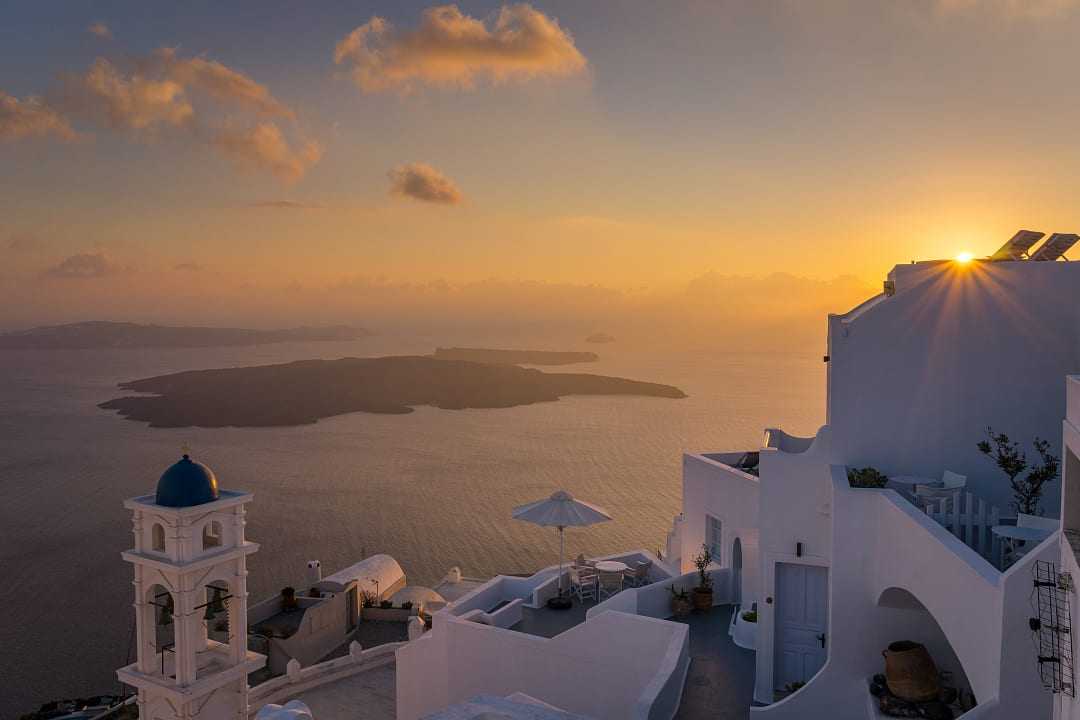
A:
[921, 490, 1002, 564]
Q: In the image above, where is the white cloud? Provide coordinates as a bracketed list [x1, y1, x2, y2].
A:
[335, 4, 586, 94]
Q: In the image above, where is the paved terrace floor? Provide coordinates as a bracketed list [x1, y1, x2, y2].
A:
[674, 605, 756, 720]
[510, 599, 755, 719]
[290, 663, 396, 720]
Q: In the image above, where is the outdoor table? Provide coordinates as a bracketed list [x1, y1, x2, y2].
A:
[991, 525, 1054, 543]
[593, 560, 629, 573]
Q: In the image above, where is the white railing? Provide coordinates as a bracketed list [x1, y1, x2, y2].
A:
[921, 491, 1002, 564]
[247, 641, 404, 711]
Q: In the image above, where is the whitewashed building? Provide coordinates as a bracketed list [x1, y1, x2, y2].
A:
[668, 249, 1080, 718]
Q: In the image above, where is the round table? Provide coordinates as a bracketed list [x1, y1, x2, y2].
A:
[594, 560, 629, 573]
[991, 525, 1054, 543]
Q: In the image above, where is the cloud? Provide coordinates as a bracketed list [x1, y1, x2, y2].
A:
[0, 92, 76, 142]
[936, 0, 1079, 18]
[43, 252, 114, 279]
[7, 232, 40, 251]
[249, 200, 325, 209]
[87, 22, 112, 39]
[173, 262, 203, 271]
[62, 58, 193, 131]
[389, 163, 464, 204]
[215, 122, 322, 184]
[51, 49, 317, 181]
[154, 48, 293, 118]
[334, 3, 586, 93]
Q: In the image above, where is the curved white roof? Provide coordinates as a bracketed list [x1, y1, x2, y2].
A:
[314, 554, 405, 595]
[389, 585, 445, 607]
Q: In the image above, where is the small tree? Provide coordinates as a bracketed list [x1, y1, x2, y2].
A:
[977, 427, 1059, 516]
[693, 544, 713, 591]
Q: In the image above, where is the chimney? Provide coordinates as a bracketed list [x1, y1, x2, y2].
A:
[306, 560, 322, 585]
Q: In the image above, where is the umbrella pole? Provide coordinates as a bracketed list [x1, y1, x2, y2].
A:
[558, 525, 565, 595]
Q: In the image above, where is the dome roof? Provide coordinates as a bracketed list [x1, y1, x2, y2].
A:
[155, 454, 219, 507]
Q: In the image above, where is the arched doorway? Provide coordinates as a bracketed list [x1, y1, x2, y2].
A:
[732, 537, 743, 605]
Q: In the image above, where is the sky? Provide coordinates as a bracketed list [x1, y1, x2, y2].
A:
[1, 1, 1078, 334]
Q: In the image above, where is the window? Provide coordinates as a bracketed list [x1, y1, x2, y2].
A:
[202, 520, 223, 550]
[151, 523, 166, 553]
[706, 515, 723, 565]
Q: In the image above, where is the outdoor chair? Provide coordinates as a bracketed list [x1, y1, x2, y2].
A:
[570, 566, 597, 603]
[597, 570, 623, 600]
[624, 560, 652, 588]
[915, 471, 966, 508]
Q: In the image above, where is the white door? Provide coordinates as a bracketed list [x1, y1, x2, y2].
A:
[774, 563, 828, 689]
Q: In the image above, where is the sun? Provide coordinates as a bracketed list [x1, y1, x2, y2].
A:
[955, 251, 974, 263]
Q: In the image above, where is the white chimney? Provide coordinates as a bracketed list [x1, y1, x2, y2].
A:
[307, 560, 322, 585]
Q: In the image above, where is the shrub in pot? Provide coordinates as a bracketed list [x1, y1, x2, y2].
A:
[281, 586, 298, 613]
[847, 467, 888, 489]
[692, 545, 714, 611]
[741, 609, 757, 623]
[669, 585, 691, 618]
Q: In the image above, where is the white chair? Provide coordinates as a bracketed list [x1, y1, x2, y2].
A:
[915, 471, 966, 507]
[570, 566, 597, 603]
[597, 570, 623, 600]
[624, 560, 652, 588]
[1018, 513, 1059, 532]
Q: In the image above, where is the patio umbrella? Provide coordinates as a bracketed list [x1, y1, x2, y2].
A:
[512, 490, 612, 608]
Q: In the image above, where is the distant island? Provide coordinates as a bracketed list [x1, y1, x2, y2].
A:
[432, 347, 598, 365]
[586, 332, 616, 344]
[99, 355, 687, 428]
[0, 321, 369, 350]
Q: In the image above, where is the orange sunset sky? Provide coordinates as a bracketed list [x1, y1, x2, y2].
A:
[1, 1, 1077, 335]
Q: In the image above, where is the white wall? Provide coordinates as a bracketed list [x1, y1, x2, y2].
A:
[751, 464, 1054, 719]
[827, 260, 1080, 515]
[679, 453, 761, 600]
[396, 611, 689, 720]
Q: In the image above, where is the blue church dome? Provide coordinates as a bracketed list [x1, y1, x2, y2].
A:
[155, 454, 219, 507]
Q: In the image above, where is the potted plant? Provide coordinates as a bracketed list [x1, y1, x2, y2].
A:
[978, 427, 1060, 515]
[281, 586, 298, 613]
[847, 466, 888, 489]
[692, 545, 714, 611]
[669, 585, 691, 619]
[379, 599, 393, 609]
[741, 609, 757, 623]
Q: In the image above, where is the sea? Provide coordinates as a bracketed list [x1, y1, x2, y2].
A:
[0, 333, 825, 716]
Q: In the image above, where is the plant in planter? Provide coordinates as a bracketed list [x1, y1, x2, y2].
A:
[692, 545, 714, 611]
[281, 586, 298, 613]
[669, 585, 691, 619]
[379, 599, 393, 609]
[847, 466, 888, 489]
[400, 601, 414, 611]
[361, 591, 376, 609]
[978, 427, 1060, 515]
[741, 609, 758, 623]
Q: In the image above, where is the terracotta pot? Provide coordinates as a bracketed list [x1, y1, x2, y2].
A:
[883, 641, 939, 702]
[692, 588, 713, 611]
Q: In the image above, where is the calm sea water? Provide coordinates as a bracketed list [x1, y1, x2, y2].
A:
[0, 334, 824, 715]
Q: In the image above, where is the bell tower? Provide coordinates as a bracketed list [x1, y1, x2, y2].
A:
[117, 455, 265, 719]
